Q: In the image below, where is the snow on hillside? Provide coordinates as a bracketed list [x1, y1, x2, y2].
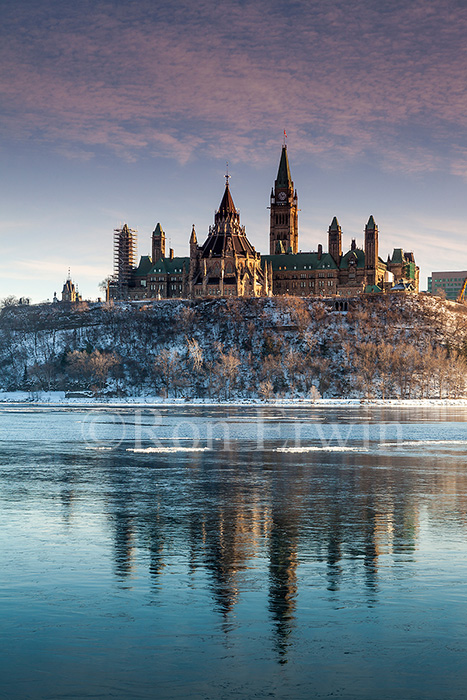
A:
[0, 294, 466, 400]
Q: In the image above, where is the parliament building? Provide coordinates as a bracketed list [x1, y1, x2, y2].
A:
[108, 145, 419, 301]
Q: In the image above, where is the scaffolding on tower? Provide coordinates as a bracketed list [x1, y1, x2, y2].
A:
[113, 224, 137, 299]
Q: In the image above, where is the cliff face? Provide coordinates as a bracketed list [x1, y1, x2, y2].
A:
[1, 294, 466, 399]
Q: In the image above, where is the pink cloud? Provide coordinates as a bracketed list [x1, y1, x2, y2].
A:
[0, 0, 466, 171]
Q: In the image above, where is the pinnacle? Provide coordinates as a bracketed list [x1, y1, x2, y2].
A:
[275, 145, 292, 189]
[217, 182, 238, 218]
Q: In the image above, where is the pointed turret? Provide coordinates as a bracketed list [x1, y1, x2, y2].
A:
[328, 216, 342, 263]
[152, 222, 166, 262]
[199, 180, 257, 260]
[190, 224, 198, 259]
[275, 145, 292, 189]
[364, 215, 379, 286]
[216, 182, 239, 224]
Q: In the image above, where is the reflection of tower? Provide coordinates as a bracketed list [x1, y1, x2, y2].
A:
[201, 490, 265, 622]
[268, 512, 298, 663]
[148, 514, 166, 582]
[204, 508, 240, 618]
[111, 496, 136, 579]
[363, 504, 379, 595]
[113, 223, 137, 299]
[326, 523, 343, 593]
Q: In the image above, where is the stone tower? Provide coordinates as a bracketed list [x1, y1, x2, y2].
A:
[269, 145, 298, 255]
[328, 216, 342, 264]
[152, 223, 166, 262]
[364, 215, 379, 287]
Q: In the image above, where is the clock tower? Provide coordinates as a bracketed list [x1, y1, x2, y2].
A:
[269, 144, 298, 255]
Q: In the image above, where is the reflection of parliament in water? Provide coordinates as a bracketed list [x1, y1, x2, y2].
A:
[94, 452, 421, 661]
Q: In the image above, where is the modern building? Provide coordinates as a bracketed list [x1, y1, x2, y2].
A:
[428, 271, 467, 300]
[109, 145, 419, 301]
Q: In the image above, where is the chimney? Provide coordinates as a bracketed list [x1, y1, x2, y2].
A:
[169, 248, 174, 260]
[318, 244, 322, 260]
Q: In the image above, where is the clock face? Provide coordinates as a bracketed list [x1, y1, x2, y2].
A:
[277, 191, 287, 201]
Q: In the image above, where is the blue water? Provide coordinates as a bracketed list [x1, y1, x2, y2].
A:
[1, 405, 467, 699]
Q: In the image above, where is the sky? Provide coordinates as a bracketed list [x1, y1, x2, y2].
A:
[1, 0, 467, 301]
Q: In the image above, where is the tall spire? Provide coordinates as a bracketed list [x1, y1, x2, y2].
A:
[275, 145, 292, 189]
[216, 180, 238, 221]
[269, 143, 298, 255]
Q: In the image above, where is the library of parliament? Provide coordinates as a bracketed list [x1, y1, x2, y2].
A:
[109, 145, 419, 301]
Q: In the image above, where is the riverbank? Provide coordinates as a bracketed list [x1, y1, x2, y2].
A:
[2, 390, 467, 407]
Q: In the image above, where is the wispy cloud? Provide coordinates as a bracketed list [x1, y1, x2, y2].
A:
[1, 0, 467, 172]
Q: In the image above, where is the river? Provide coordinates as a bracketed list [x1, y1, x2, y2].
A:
[1, 404, 467, 699]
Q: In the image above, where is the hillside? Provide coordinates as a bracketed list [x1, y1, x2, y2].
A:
[1, 294, 466, 400]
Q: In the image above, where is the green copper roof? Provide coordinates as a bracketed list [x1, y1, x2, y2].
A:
[262, 252, 338, 271]
[148, 257, 190, 274]
[364, 284, 382, 293]
[275, 146, 292, 188]
[153, 223, 164, 237]
[339, 248, 365, 269]
[133, 256, 153, 277]
[329, 216, 340, 231]
[391, 248, 404, 264]
[366, 215, 376, 229]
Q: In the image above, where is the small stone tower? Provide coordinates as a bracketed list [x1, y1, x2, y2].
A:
[269, 145, 298, 255]
[189, 224, 197, 258]
[364, 215, 379, 287]
[328, 216, 342, 264]
[152, 223, 166, 262]
[61, 270, 81, 302]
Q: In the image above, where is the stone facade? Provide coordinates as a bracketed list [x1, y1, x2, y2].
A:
[189, 179, 269, 298]
[109, 146, 419, 301]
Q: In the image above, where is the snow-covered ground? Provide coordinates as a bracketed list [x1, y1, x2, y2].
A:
[2, 391, 467, 407]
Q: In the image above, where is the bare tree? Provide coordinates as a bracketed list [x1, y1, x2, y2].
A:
[215, 350, 241, 400]
[154, 348, 181, 397]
